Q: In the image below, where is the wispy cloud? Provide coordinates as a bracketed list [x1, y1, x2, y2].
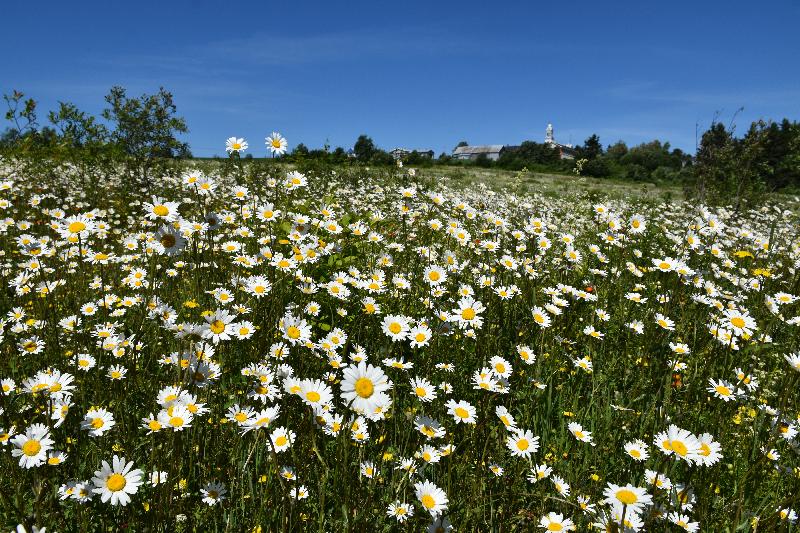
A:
[606, 80, 800, 108]
[86, 25, 513, 77]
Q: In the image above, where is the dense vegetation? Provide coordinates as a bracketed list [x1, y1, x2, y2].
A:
[1, 146, 800, 532]
[1, 86, 800, 532]
[3, 88, 799, 210]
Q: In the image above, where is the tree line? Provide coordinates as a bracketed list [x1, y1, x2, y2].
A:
[2, 87, 190, 184]
[2, 87, 799, 207]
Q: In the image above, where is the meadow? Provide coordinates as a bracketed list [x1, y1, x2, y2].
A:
[1, 148, 799, 532]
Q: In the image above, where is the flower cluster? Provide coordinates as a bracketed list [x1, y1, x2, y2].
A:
[1, 145, 799, 531]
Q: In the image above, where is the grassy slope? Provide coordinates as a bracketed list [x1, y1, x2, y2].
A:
[415, 165, 684, 201]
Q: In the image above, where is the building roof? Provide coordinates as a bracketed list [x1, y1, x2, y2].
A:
[452, 145, 506, 155]
[391, 147, 434, 153]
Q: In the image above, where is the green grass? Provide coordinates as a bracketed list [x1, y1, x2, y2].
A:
[0, 158, 799, 532]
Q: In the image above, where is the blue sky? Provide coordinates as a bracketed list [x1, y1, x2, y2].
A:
[2, 1, 799, 156]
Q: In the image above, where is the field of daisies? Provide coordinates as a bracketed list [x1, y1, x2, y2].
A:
[1, 143, 799, 533]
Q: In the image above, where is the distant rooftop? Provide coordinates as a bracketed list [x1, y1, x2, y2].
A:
[452, 145, 506, 155]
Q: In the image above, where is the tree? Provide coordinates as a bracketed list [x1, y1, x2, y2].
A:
[581, 157, 611, 177]
[102, 86, 190, 182]
[474, 153, 492, 168]
[3, 91, 38, 137]
[2, 90, 40, 153]
[582, 134, 603, 160]
[622, 141, 666, 171]
[48, 102, 108, 152]
[760, 119, 800, 190]
[691, 120, 769, 210]
[370, 149, 394, 166]
[353, 135, 376, 162]
[498, 141, 561, 170]
[605, 141, 628, 160]
[292, 143, 310, 158]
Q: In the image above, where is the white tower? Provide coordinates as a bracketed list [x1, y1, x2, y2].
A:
[545, 123, 555, 145]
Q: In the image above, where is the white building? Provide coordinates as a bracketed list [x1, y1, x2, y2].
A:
[544, 123, 577, 160]
[451, 144, 507, 161]
[390, 148, 435, 160]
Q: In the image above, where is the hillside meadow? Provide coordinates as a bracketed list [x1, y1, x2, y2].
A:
[1, 155, 799, 532]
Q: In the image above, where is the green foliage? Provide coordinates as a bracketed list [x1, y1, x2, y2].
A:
[2, 90, 39, 145]
[580, 134, 603, 160]
[690, 120, 777, 210]
[2, 161, 798, 531]
[369, 149, 394, 166]
[4, 85, 800, 201]
[102, 86, 190, 184]
[580, 157, 611, 178]
[353, 134, 376, 162]
[48, 102, 109, 151]
[2, 87, 191, 190]
[497, 141, 563, 170]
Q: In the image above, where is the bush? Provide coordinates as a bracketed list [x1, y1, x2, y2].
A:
[580, 158, 611, 178]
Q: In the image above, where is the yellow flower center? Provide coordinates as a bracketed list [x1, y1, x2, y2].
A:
[659, 262, 670, 270]
[415, 387, 427, 397]
[671, 440, 688, 456]
[389, 323, 402, 334]
[429, 271, 440, 281]
[170, 417, 184, 427]
[516, 439, 529, 451]
[149, 421, 162, 431]
[461, 308, 476, 321]
[454, 407, 469, 419]
[22, 440, 42, 456]
[68, 221, 86, 233]
[616, 489, 638, 505]
[287, 326, 301, 339]
[210, 320, 226, 334]
[355, 377, 374, 398]
[153, 205, 169, 217]
[731, 317, 745, 329]
[91, 417, 104, 429]
[275, 435, 288, 447]
[421, 494, 436, 509]
[306, 391, 321, 403]
[106, 473, 127, 492]
[715, 385, 731, 396]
